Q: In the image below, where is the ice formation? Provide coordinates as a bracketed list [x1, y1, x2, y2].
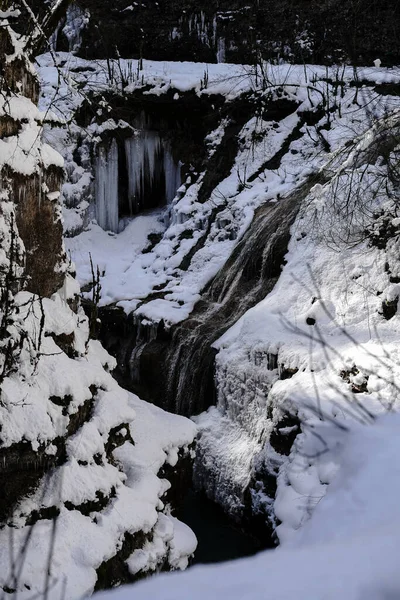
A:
[95, 139, 119, 232]
[125, 131, 180, 212]
[95, 127, 180, 232]
[177, 10, 226, 62]
[216, 38, 226, 64]
[63, 3, 90, 53]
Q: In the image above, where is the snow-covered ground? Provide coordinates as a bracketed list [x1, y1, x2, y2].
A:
[94, 412, 400, 600]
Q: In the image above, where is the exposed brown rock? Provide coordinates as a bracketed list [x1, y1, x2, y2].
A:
[0, 115, 20, 138]
[12, 168, 65, 297]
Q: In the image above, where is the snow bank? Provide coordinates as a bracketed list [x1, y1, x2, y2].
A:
[94, 412, 400, 600]
[0, 282, 197, 600]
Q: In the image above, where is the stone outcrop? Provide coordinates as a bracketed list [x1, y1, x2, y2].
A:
[23, 0, 400, 66]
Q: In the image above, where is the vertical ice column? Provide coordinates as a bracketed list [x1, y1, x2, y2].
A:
[217, 37, 226, 63]
[212, 15, 217, 47]
[95, 138, 119, 232]
[62, 3, 89, 54]
[126, 131, 180, 210]
[126, 135, 144, 213]
[125, 131, 163, 212]
[164, 148, 181, 204]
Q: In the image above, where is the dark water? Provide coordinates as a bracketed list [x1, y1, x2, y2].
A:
[181, 489, 263, 564]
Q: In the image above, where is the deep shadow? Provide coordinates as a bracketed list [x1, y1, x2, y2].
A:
[181, 488, 264, 564]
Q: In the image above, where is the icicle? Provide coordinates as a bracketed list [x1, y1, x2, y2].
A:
[217, 37, 226, 63]
[95, 139, 119, 232]
[212, 15, 217, 47]
[125, 127, 180, 212]
[62, 3, 89, 54]
[125, 136, 143, 213]
[164, 147, 181, 204]
[125, 130, 163, 212]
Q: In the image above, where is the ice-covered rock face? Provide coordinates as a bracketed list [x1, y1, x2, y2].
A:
[95, 111, 182, 233]
[86, 95, 218, 233]
[31, 0, 400, 67]
[95, 138, 119, 232]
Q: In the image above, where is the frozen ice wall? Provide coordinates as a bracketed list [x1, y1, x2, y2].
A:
[164, 148, 182, 204]
[95, 138, 119, 232]
[125, 131, 181, 213]
[95, 126, 181, 232]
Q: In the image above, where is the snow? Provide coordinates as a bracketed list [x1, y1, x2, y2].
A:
[95, 139, 119, 232]
[36, 52, 400, 325]
[126, 514, 196, 576]
[0, 268, 197, 597]
[0, 336, 197, 599]
[0, 120, 63, 175]
[33, 48, 400, 599]
[94, 413, 400, 600]
[127, 394, 196, 473]
[66, 213, 165, 309]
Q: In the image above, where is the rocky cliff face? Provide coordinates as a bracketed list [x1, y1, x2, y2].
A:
[0, 5, 197, 597]
[26, 0, 400, 66]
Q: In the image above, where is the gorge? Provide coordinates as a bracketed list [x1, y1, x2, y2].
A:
[1, 1, 400, 599]
[41, 50, 400, 541]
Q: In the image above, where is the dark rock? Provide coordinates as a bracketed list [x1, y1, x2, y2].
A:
[279, 367, 299, 380]
[382, 297, 398, 320]
[94, 530, 147, 590]
[105, 423, 134, 456]
[340, 366, 369, 393]
[64, 488, 116, 516]
[51, 332, 76, 358]
[26, 505, 60, 526]
[269, 413, 301, 456]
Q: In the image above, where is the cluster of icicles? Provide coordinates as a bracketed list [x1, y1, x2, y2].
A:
[172, 11, 226, 63]
[95, 127, 181, 233]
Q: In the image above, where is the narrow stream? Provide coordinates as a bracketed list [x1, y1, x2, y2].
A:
[181, 488, 264, 564]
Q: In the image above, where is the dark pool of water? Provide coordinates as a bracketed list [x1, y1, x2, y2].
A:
[181, 489, 264, 564]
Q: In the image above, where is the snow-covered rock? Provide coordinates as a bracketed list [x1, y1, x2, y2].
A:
[0, 14, 197, 599]
[93, 412, 400, 600]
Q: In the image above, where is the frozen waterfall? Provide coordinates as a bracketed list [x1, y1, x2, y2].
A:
[95, 123, 181, 232]
[125, 131, 181, 213]
[95, 139, 119, 233]
[217, 38, 226, 64]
